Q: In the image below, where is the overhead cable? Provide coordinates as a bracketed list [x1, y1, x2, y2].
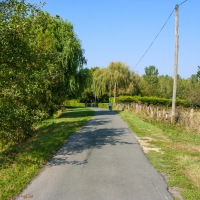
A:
[133, 8, 174, 69]
[179, 0, 188, 6]
[133, 0, 189, 69]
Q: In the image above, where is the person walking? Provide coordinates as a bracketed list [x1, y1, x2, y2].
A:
[108, 101, 112, 111]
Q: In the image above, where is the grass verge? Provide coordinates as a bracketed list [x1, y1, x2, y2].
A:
[0, 107, 94, 200]
[118, 110, 200, 200]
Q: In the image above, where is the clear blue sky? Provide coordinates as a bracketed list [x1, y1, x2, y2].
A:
[27, 0, 200, 78]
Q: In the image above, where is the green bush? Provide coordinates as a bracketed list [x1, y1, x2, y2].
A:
[63, 100, 110, 109]
[63, 100, 85, 107]
[98, 103, 109, 109]
[116, 96, 189, 107]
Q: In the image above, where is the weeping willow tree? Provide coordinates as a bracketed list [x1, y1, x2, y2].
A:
[91, 62, 140, 100]
[108, 62, 139, 96]
[0, 0, 86, 143]
[91, 68, 107, 100]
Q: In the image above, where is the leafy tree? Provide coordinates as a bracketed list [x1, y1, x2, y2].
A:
[157, 75, 173, 98]
[91, 67, 108, 100]
[0, 0, 86, 143]
[68, 68, 92, 99]
[90, 62, 140, 100]
[182, 68, 200, 107]
[141, 66, 159, 96]
[184, 88, 200, 107]
[108, 62, 137, 96]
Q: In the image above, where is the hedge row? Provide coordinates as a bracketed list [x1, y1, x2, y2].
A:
[97, 103, 109, 109]
[63, 100, 85, 107]
[64, 100, 109, 109]
[64, 96, 192, 109]
[115, 96, 190, 107]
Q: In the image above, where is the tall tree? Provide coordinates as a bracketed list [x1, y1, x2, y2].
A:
[141, 66, 159, 96]
[183, 67, 200, 107]
[157, 75, 173, 98]
[90, 62, 139, 99]
[0, 0, 86, 143]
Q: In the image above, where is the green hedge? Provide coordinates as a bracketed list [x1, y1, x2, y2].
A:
[63, 97, 191, 108]
[115, 96, 190, 107]
[64, 100, 110, 109]
[63, 100, 85, 107]
[98, 103, 109, 109]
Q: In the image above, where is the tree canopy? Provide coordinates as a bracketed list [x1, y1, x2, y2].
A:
[81, 63, 200, 107]
[0, 0, 86, 143]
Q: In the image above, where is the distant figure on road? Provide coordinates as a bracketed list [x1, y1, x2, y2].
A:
[108, 102, 112, 111]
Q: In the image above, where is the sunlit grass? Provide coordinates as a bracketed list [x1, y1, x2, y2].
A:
[118, 110, 200, 200]
[0, 107, 94, 200]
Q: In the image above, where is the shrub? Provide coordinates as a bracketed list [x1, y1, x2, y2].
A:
[116, 96, 189, 107]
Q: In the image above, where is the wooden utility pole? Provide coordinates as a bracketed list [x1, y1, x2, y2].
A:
[171, 4, 179, 123]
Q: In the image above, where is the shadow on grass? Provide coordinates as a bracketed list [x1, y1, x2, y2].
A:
[59, 108, 119, 119]
[95, 109, 118, 116]
[58, 107, 94, 119]
[0, 108, 94, 170]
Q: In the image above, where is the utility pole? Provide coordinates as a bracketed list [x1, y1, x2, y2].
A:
[171, 4, 179, 124]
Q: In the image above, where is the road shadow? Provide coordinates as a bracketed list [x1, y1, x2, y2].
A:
[47, 126, 138, 167]
[94, 109, 117, 116]
[45, 108, 139, 167]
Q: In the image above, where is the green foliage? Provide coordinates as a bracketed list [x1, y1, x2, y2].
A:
[182, 70, 200, 107]
[83, 64, 199, 107]
[184, 87, 200, 107]
[116, 96, 190, 107]
[63, 99, 110, 109]
[63, 99, 85, 107]
[157, 75, 173, 98]
[90, 62, 140, 100]
[79, 64, 200, 109]
[69, 68, 92, 99]
[140, 66, 159, 96]
[97, 103, 109, 109]
[197, 66, 200, 80]
[0, 0, 86, 144]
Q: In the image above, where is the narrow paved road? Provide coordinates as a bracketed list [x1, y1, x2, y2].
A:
[17, 108, 173, 200]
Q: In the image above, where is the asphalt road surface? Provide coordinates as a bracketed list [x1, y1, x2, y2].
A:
[17, 108, 173, 200]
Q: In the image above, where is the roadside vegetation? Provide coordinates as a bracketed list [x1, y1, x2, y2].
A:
[0, 107, 94, 200]
[119, 110, 200, 200]
[0, 0, 90, 145]
[80, 64, 200, 108]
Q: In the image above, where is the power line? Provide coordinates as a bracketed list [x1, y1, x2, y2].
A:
[133, 8, 174, 69]
[133, 0, 189, 70]
[179, 0, 188, 6]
